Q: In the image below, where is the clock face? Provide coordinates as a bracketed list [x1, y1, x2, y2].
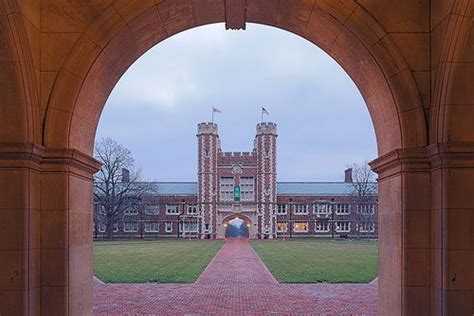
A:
[231, 164, 243, 175]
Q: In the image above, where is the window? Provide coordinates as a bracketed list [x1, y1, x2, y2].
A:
[219, 177, 234, 201]
[124, 205, 138, 215]
[336, 221, 351, 232]
[182, 222, 198, 232]
[166, 204, 179, 215]
[314, 203, 331, 214]
[294, 204, 308, 215]
[277, 222, 287, 232]
[264, 149, 270, 158]
[357, 204, 376, 215]
[98, 222, 106, 232]
[123, 222, 138, 232]
[165, 222, 173, 232]
[205, 149, 210, 158]
[113, 222, 119, 232]
[144, 204, 159, 215]
[187, 204, 198, 215]
[315, 222, 330, 232]
[294, 222, 308, 232]
[276, 204, 287, 215]
[240, 177, 254, 201]
[359, 222, 376, 232]
[335, 204, 349, 215]
[145, 222, 159, 232]
[98, 205, 106, 215]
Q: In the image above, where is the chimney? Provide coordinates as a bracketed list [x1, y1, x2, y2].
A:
[344, 168, 353, 183]
[121, 168, 130, 183]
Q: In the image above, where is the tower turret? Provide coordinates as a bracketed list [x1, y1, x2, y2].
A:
[254, 122, 278, 238]
[197, 123, 220, 238]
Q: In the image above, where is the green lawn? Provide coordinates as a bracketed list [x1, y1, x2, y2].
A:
[251, 239, 377, 283]
[93, 239, 224, 283]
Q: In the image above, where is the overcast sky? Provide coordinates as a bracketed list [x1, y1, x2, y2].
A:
[95, 23, 376, 182]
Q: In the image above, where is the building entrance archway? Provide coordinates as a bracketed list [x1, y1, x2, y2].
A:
[1, 1, 474, 315]
[221, 214, 253, 239]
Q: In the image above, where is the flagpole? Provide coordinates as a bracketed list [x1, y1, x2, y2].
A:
[261, 109, 263, 123]
[212, 109, 214, 123]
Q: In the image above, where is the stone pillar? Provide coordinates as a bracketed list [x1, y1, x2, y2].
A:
[372, 144, 474, 315]
[371, 148, 432, 315]
[0, 144, 100, 315]
[428, 143, 474, 315]
[255, 123, 277, 239]
[197, 123, 219, 239]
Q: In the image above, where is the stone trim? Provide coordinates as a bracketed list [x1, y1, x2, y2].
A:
[370, 143, 474, 179]
[369, 147, 430, 179]
[0, 143, 101, 175]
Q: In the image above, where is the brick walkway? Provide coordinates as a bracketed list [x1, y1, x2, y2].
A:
[94, 238, 377, 315]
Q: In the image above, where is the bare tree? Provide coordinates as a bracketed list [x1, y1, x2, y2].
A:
[93, 138, 154, 240]
[348, 161, 377, 239]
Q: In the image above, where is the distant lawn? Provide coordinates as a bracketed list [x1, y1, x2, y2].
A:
[251, 239, 377, 283]
[94, 239, 224, 283]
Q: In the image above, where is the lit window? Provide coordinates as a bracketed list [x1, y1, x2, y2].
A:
[294, 222, 308, 232]
[219, 177, 234, 201]
[166, 205, 180, 215]
[165, 222, 173, 232]
[123, 222, 138, 232]
[335, 204, 349, 215]
[124, 205, 138, 215]
[336, 221, 351, 232]
[144, 204, 159, 215]
[294, 204, 308, 215]
[315, 222, 330, 232]
[145, 222, 159, 232]
[276, 204, 287, 215]
[277, 222, 287, 232]
[187, 204, 198, 215]
[240, 177, 254, 201]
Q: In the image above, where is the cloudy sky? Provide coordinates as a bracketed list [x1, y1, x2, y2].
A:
[95, 23, 376, 182]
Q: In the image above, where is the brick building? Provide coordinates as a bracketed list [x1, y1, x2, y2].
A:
[94, 122, 377, 239]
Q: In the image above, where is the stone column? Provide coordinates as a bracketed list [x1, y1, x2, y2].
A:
[428, 143, 474, 315]
[371, 148, 432, 315]
[0, 144, 100, 315]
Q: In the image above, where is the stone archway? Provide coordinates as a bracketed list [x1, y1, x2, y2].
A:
[220, 214, 253, 239]
[1, 1, 473, 315]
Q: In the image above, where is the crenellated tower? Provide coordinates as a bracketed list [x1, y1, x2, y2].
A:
[254, 122, 278, 238]
[197, 123, 220, 238]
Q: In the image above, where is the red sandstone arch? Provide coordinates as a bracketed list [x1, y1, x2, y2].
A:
[42, 1, 427, 156]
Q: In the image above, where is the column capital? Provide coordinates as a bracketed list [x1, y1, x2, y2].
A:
[370, 142, 474, 179]
[369, 147, 429, 178]
[0, 143, 101, 175]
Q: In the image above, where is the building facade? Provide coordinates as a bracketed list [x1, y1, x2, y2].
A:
[94, 122, 378, 239]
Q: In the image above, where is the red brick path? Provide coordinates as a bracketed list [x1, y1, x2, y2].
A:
[94, 238, 378, 315]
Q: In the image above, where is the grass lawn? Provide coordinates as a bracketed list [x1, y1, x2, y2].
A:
[251, 239, 377, 283]
[94, 239, 224, 283]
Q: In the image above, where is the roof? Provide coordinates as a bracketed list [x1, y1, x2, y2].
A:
[148, 182, 197, 196]
[277, 182, 377, 196]
[146, 181, 377, 196]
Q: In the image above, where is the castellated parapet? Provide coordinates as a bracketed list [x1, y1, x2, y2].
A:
[256, 122, 277, 136]
[197, 122, 219, 135]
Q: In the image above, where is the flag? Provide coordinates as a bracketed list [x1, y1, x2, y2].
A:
[262, 106, 269, 115]
[212, 106, 222, 113]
